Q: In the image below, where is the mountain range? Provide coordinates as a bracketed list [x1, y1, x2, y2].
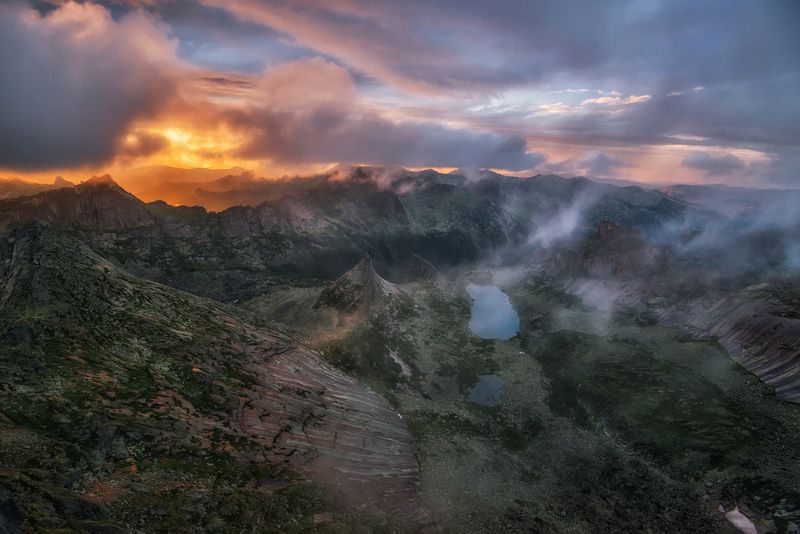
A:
[1, 167, 799, 532]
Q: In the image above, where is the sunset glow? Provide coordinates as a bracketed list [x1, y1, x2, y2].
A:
[144, 126, 253, 169]
[0, 1, 797, 187]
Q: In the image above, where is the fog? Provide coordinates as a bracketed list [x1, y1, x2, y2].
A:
[527, 187, 601, 247]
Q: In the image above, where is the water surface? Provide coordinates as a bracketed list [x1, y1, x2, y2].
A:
[466, 284, 520, 340]
[467, 374, 505, 406]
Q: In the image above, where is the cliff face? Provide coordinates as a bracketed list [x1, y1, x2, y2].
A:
[654, 283, 800, 403]
[0, 222, 428, 529]
[238, 348, 428, 523]
[543, 222, 800, 404]
[0, 176, 155, 230]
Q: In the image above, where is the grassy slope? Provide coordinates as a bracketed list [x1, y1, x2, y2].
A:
[0, 223, 398, 533]
[245, 268, 800, 533]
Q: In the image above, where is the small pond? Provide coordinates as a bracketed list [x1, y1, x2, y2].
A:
[467, 374, 505, 406]
[466, 284, 520, 340]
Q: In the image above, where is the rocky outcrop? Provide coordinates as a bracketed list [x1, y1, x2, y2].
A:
[314, 255, 403, 314]
[539, 221, 672, 281]
[238, 349, 428, 524]
[0, 175, 155, 230]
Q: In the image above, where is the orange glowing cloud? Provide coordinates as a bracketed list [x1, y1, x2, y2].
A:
[0, 1, 180, 171]
[3, 0, 794, 189]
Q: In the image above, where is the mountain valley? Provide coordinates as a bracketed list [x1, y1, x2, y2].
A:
[1, 167, 799, 533]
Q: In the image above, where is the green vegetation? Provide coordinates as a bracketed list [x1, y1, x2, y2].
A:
[0, 224, 401, 532]
[251, 262, 800, 532]
[3, 168, 800, 532]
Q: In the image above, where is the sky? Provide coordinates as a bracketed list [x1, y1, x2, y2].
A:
[0, 0, 798, 187]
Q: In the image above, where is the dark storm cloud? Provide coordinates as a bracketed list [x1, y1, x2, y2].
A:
[539, 150, 634, 179]
[206, 0, 800, 94]
[67, 0, 326, 72]
[232, 107, 541, 170]
[152, 2, 315, 73]
[118, 131, 170, 158]
[681, 152, 745, 176]
[221, 58, 543, 170]
[0, 2, 177, 171]
[208, 0, 800, 183]
[749, 148, 800, 187]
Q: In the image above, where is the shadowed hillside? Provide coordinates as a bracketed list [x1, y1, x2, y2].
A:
[0, 221, 429, 531]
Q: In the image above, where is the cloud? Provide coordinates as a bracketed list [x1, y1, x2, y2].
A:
[748, 148, 800, 187]
[528, 186, 601, 247]
[580, 150, 634, 177]
[581, 93, 651, 107]
[0, 1, 178, 170]
[117, 130, 170, 158]
[201, 0, 799, 186]
[226, 59, 544, 170]
[2, 0, 796, 185]
[681, 152, 745, 176]
[517, 83, 800, 163]
[257, 57, 355, 109]
[204, 0, 800, 96]
[540, 150, 634, 179]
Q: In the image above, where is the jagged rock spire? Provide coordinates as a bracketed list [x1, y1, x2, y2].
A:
[314, 253, 400, 313]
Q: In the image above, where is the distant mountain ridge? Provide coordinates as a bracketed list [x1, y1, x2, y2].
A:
[0, 175, 154, 230]
[661, 183, 800, 220]
[135, 172, 327, 211]
[115, 165, 249, 194]
[0, 176, 74, 201]
[0, 167, 704, 301]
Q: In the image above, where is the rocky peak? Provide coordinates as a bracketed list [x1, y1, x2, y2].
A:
[314, 254, 401, 313]
[406, 254, 442, 283]
[0, 175, 155, 231]
[82, 174, 119, 187]
[52, 176, 74, 187]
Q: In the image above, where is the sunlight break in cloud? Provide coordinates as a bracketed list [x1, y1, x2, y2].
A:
[0, 1, 179, 171]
